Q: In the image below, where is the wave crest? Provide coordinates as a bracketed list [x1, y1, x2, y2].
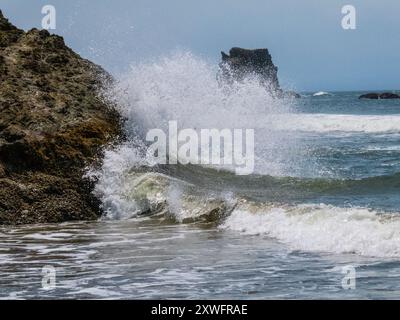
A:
[222, 202, 400, 258]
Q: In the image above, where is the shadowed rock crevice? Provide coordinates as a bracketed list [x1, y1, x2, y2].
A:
[0, 11, 123, 224]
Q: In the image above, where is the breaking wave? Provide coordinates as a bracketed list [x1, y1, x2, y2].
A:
[90, 51, 400, 258]
[313, 91, 331, 97]
[222, 203, 400, 258]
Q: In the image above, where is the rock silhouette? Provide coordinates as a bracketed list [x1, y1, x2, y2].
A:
[359, 92, 400, 99]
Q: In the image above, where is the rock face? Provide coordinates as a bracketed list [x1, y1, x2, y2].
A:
[359, 92, 400, 99]
[0, 11, 122, 224]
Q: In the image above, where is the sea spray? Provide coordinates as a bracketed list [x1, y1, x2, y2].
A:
[89, 51, 305, 218]
[145, 120, 255, 175]
[103, 50, 306, 175]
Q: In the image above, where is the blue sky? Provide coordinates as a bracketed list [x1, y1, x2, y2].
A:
[1, 0, 399, 91]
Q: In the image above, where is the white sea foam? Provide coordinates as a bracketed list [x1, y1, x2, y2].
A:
[86, 143, 157, 219]
[365, 145, 400, 151]
[313, 91, 331, 97]
[221, 203, 400, 258]
[268, 114, 400, 133]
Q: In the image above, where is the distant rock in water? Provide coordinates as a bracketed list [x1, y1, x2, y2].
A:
[0, 11, 122, 225]
[359, 93, 380, 99]
[218, 47, 299, 98]
[359, 92, 400, 99]
[379, 92, 400, 99]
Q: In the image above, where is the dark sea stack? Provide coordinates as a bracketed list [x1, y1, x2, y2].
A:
[0, 11, 122, 225]
[359, 92, 400, 99]
[219, 48, 280, 93]
[218, 47, 298, 98]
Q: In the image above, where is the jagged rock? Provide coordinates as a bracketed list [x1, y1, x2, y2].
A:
[0, 11, 123, 225]
[0, 12, 23, 48]
[218, 47, 299, 98]
[359, 92, 400, 99]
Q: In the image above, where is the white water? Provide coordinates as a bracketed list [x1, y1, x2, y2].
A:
[313, 91, 331, 97]
[270, 114, 400, 133]
[222, 203, 400, 258]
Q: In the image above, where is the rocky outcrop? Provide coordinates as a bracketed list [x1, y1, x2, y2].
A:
[219, 48, 280, 95]
[218, 47, 299, 98]
[0, 11, 122, 224]
[359, 92, 400, 99]
[379, 93, 400, 99]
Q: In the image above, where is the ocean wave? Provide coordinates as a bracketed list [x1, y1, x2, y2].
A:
[163, 164, 400, 194]
[90, 146, 400, 220]
[90, 155, 400, 257]
[312, 91, 331, 97]
[90, 51, 400, 259]
[221, 202, 400, 258]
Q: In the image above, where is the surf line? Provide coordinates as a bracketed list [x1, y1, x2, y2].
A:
[145, 120, 255, 175]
